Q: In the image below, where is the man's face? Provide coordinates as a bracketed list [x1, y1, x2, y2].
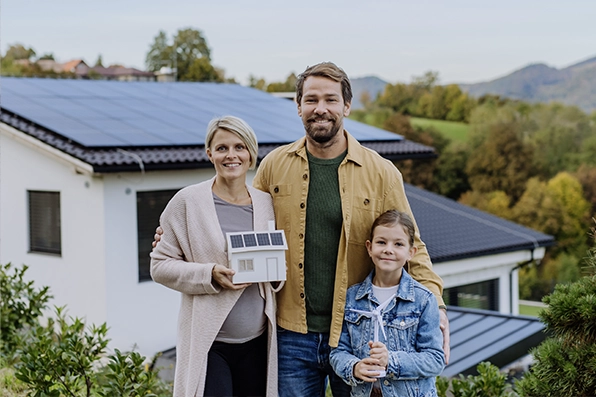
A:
[297, 76, 351, 144]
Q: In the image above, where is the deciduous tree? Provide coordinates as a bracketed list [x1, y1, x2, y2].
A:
[145, 28, 223, 82]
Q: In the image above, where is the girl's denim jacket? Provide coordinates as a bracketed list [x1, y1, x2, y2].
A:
[330, 269, 445, 397]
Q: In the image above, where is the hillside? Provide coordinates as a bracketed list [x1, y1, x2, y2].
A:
[460, 55, 596, 112]
[350, 75, 389, 109]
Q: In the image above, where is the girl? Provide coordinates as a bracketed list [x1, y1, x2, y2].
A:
[330, 209, 445, 396]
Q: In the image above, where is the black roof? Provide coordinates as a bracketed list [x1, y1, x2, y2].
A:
[407, 184, 555, 263]
[0, 77, 436, 172]
[444, 306, 546, 377]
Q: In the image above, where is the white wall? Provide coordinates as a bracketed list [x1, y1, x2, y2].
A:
[0, 124, 107, 326]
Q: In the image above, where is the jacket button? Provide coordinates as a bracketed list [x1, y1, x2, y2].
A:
[300, 293, 305, 299]
[300, 202, 305, 209]
[303, 174, 308, 180]
[400, 321, 405, 327]
[299, 233, 304, 239]
[383, 380, 389, 386]
[298, 263, 303, 269]
[364, 199, 370, 205]
[274, 187, 279, 193]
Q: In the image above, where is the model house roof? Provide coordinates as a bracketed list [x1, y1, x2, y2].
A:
[406, 184, 554, 263]
[227, 230, 288, 252]
[0, 77, 435, 172]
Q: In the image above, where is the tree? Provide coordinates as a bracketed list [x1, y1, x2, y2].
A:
[465, 122, 535, 202]
[248, 75, 267, 90]
[267, 73, 297, 93]
[5, 44, 36, 60]
[145, 28, 222, 82]
[95, 54, 104, 67]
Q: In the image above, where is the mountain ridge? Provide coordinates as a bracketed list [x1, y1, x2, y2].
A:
[351, 54, 596, 112]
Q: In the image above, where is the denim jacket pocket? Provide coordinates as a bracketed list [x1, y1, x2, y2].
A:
[344, 310, 371, 354]
[385, 313, 420, 351]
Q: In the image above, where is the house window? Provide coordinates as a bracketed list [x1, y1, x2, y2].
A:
[443, 279, 499, 311]
[28, 191, 61, 255]
[238, 259, 254, 272]
[137, 189, 179, 282]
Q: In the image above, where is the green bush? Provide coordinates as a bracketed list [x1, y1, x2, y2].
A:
[437, 361, 517, 397]
[14, 306, 171, 397]
[0, 263, 52, 362]
[515, 223, 596, 397]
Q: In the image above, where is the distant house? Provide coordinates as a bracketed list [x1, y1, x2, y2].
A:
[227, 223, 288, 284]
[34, 58, 156, 81]
[0, 77, 554, 376]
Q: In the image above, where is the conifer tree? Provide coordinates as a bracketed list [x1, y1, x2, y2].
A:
[516, 221, 596, 396]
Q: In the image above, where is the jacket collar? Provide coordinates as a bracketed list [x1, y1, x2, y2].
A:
[355, 269, 416, 304]
[283, 130, 366, 167]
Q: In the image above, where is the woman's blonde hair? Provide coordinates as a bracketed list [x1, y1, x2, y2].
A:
[205, 116, 259, 169]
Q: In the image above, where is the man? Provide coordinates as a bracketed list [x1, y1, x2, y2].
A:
[155, 62, 449, 396]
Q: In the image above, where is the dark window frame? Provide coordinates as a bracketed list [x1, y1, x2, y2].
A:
[137, 189, 179, 282]
[28, 190, 61, 255]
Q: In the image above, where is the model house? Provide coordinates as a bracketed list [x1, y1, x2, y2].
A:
[0, 77, 554, 377]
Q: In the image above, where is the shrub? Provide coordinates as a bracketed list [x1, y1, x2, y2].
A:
[0, 263, 51, 361]
[515, 221, 596, 396]
[437, 361, 517, 397]
[14, 306, 171, 397]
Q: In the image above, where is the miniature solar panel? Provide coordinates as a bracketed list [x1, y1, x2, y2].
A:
[229, 235, 244, 249]
[243, 234, 257, 247]
[2, 77, 404, 148]
[270, 232, 284, 246]
[257, 233, 271, 246]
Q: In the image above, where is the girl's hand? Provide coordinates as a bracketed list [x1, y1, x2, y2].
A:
[354, 358, 385, 382]
[212, 264, 250, 290]
[368, 341, 388, 369]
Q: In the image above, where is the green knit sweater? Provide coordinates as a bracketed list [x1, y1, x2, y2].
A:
[304, 150, 346, 332]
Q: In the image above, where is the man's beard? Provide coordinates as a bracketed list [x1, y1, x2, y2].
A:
[304, 116, 342, 144]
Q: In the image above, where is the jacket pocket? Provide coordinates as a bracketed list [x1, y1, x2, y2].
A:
[348, 196, 381, 245]
[344, 310, 371, 354]
[269, 184, 292, 230]
[385, 313, 420, 351]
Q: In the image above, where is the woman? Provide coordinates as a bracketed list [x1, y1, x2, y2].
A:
[150, 116, 280, 397]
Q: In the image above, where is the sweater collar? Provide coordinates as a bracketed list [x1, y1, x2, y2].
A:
[283, 130, 366, 167]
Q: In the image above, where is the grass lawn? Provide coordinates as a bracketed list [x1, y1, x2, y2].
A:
[410, 117, 470, 144]
[519, 302, 546, 317]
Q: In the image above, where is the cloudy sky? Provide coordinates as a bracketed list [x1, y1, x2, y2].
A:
[2, 0, 595, 85]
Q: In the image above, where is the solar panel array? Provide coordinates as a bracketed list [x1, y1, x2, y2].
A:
[228, 231, 286, 250]
[1, 77, 403, 148]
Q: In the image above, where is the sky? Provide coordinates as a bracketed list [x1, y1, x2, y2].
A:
[2, 0, 596, 86]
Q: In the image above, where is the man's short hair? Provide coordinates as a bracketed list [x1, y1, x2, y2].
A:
[295, 62, 352, 106]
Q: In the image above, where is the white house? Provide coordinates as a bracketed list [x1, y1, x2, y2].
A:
[0, 77, 553, 375]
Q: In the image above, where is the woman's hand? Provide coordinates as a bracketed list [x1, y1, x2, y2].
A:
[212, 264, 251, 290]
[151, 226, 163, 249]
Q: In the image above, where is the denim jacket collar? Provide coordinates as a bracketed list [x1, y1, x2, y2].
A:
[354, 269, 416, 306]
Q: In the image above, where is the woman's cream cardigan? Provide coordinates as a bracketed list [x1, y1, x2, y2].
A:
[150, 177, 279, 397]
